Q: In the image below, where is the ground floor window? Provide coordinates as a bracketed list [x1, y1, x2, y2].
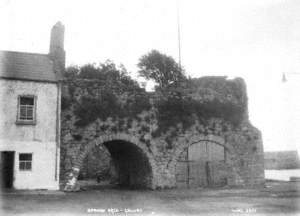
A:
[19, 153, 32, 171]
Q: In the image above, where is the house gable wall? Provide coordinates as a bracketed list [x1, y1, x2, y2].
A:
[0, 79, 60, 189]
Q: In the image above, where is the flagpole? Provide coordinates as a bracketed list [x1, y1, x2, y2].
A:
[176, 0, 182, 71]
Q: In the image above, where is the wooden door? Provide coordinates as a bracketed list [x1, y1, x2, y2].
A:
[175, 141, 227, 188]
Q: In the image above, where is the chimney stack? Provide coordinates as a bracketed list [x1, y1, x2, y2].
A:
[49, 22, 65, 78]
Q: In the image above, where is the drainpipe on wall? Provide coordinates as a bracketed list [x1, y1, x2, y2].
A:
[55, 82, 62, 182]
[49, 22, 64, 185]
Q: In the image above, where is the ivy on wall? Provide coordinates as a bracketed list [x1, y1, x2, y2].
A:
[73, 88, 151, 127]
[62, 63, 247, 135]
[153, 94, 244, 137]
[65, 79, 245, 134]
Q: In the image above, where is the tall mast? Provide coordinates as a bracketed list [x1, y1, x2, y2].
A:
[177, 0, 182, 71]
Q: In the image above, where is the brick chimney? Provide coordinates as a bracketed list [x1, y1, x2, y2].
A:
[49, 21, 65, 78]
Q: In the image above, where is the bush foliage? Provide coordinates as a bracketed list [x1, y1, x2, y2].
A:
[63, 61, 246, 134]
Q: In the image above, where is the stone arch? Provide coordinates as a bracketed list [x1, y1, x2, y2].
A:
[174, 134, 234, 164]
[64, 133, 157, 191]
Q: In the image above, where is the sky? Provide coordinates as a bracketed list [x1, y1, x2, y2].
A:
[0, 0, 299, 152]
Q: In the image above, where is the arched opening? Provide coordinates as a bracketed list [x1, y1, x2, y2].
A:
[175, 140, 229, 188]
[78, 139, 153, 189]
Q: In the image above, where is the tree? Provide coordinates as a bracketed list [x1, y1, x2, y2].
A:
[64, 65, 80, 78]
[137, 50, 185, 88]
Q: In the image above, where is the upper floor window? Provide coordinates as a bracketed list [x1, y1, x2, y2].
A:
[16, 96, 36, 125]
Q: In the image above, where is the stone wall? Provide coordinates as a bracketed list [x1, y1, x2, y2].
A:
[265, 151, 300, 169]
[78, 145, 110, 179]
[60, 76, 265, 191]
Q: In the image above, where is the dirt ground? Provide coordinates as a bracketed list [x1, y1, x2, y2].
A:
[1, 181, 299, 216]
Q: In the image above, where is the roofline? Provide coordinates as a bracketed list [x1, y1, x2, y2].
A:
[0, 76, 61, 84]
[0, 50, 50, 57]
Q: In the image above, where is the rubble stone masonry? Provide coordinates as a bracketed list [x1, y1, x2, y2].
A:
[60, 76, 265, 191]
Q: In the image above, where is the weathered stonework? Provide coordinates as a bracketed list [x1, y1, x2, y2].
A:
[61, 77, 265, 191]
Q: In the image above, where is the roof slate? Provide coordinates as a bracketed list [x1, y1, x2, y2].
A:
[0, 50, 59, 82]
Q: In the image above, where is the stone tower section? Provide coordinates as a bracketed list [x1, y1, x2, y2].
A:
[49, 21, 65, 78]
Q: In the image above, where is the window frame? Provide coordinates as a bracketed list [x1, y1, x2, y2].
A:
[16, 95, 37, 125]
[19, 153, 33, 171]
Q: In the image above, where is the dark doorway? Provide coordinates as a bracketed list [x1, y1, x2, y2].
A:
[78, 140, 153, 190]
[0, 151, 15, 188]
[103, 140, 152, 189]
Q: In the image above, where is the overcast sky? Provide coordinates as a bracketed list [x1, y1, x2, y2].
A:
[1, 0, 300, 152]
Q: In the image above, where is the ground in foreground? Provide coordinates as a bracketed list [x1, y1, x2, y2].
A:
[1, 181, 299, 216]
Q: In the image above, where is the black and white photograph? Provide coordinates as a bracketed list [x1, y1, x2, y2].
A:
[0, 0, 299, 215]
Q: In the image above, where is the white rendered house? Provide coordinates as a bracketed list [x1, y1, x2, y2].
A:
[0, 22, 65, 190]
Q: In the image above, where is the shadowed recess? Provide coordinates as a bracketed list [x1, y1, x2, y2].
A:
[103, 140, 153, 189]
